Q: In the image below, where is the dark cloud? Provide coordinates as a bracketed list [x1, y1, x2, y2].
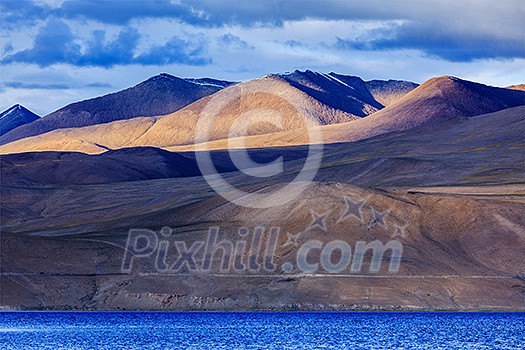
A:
[75, 28, 140, 67]
[58, 0, 209, 26]
[3, 82, 71, 89]
[335, 20, 525, 62]
[0, 0, 54, 28]
[5, 0, 519, 29]
[2, 43, 14, 55]
[1, 19, 211, 67]
[85, 82, 113, 88]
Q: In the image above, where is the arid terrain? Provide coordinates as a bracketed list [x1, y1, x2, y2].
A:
[1, 71, 524, 311]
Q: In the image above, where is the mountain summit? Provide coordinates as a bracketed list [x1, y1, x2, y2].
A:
[0, 104, 40, 136]
[277, 70, 383, 117]
[0, 74, 236, 145]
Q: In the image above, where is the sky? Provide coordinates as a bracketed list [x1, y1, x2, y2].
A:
[1, 0, 524, 115]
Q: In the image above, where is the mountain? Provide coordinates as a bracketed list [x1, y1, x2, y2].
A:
[0, 104, 40, 136]
[0, 73, 236, 145]
[365, 79, 419, 106]
[0, 72, 375, 154]
[2, 73, 524, 311]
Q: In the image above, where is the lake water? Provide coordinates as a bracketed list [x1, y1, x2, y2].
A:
[0, 312, 523, 349]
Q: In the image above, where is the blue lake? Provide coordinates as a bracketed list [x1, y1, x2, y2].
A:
[0, 312, 523, 349]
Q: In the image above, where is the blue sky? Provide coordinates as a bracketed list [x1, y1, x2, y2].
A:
[1, 0, 524, 115]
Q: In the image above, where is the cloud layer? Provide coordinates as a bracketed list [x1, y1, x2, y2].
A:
[2, 0, 524, 67]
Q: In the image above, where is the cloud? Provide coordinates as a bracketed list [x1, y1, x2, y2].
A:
[75, 28, 140, 67]
[335, 20, 525, 62]
[1, 18, 80, 66]
[1, 0, 524, 116]
[58, 0, 208, 26]
[3, 81, 71, 89]
[85, 82, 113, 88]
[1, 18, 211, 67]
[218, 34, 254, 50]
[0, 1, 53, 28]
[3, 81, 113, 90]
[135, 36, 211, 66]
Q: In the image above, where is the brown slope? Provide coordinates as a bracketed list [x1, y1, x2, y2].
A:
[2, 106, 523, 188]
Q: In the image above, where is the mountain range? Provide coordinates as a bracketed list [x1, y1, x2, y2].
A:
[0, 71, 416, 152]
[0, 72, 522, 155]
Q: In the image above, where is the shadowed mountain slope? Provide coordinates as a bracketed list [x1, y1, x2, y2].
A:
[0, 145, 308, 186]
[278, 70, 383, 115]
[0, 104, 40, 136]
[0, 148, 204, 186]
[0, 74, 235, 145]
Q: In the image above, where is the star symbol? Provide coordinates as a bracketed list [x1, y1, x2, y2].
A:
[367, 208, 390, 229]
[338, 196, 366, 223]
[392, 223, 408, 238]
[283, 232, 302, 247]
[307, 210, 330, 232]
